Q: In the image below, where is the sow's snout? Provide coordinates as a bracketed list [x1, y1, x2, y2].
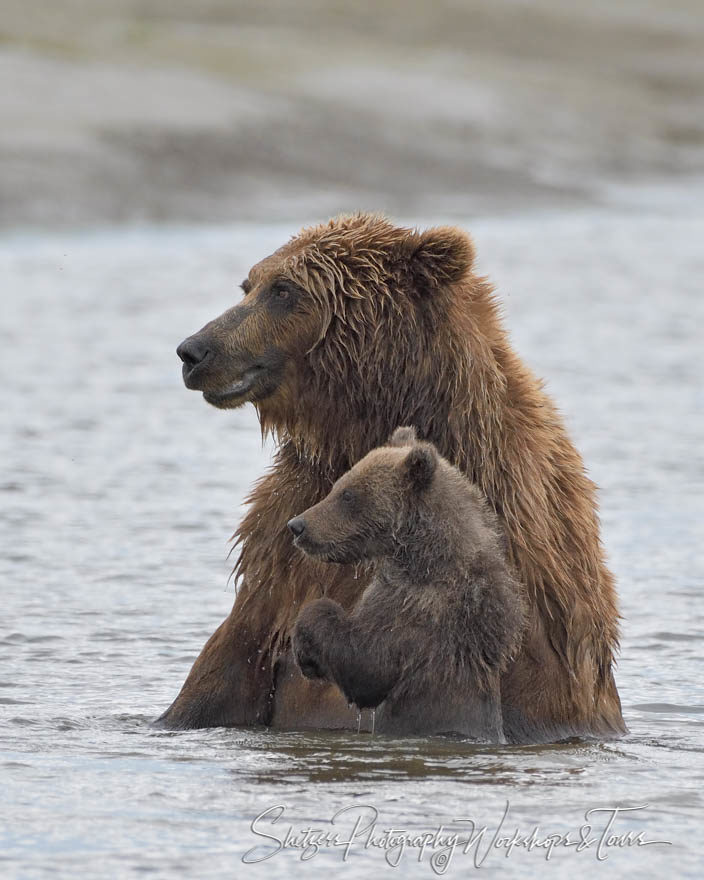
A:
[176, 333, 213, 388]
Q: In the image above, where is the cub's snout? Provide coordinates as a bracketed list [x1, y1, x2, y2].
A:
[287, 516, 306, 537]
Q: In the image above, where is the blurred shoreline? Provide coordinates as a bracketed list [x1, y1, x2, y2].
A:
[2, 0, 703, 230]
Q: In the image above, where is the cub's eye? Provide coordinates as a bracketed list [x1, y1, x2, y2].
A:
[341, 489, 354, 504]
[276, 287, 290, 300]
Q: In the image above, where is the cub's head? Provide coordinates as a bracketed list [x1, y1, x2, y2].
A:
[175, 214, 475, 437]
[287, 426, 438, 564]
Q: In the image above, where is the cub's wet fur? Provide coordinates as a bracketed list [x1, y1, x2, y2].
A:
[290, 427, 527, 741]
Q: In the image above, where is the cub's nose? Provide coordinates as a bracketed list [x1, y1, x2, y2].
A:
[176, 336, 210, 370]
[287, 516, 306, 537]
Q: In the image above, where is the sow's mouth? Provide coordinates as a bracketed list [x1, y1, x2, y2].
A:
[202, 366, 266, 408]
[177, 340, 285, 408]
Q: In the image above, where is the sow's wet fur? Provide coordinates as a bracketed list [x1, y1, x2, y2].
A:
[161, 212, 626, 743]
[290, 427, 527, 741]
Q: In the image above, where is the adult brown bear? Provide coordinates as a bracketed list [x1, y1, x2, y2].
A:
[160, 212, 626, 743]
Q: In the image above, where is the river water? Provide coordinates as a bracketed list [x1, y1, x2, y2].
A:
[1, 200, 703, 877]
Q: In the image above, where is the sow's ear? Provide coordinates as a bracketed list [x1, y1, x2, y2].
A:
[388, 425, 418, 447]
[402, 226, 475, 290]
[402, 443, 437, 492]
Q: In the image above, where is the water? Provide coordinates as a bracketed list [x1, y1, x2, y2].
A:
[1, 201, 703, 878]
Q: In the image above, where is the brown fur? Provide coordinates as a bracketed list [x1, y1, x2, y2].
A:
[290, 428, 527, 741]
[160, 212, 626, 743]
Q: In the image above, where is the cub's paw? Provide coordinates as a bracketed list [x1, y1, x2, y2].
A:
[291, 598, 343, 681]
[292, 622, 327, 680]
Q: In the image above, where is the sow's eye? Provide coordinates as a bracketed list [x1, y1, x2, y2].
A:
[268, 280, 298, 310]
[341, 489, 355, 505]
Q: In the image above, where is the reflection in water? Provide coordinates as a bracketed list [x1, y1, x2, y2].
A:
[228, 729, 606, 787]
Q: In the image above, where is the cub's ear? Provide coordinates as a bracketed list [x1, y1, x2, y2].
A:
[402, 443, 437, 492]
[403, 226, 475, 290]
[388, 425, 418, 447]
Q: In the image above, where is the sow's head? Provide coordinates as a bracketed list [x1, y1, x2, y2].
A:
[175, 213, 475, 431]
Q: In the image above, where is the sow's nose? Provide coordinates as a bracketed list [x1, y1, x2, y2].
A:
[176, 335, 211, 371]
[287, 516, 306, 537]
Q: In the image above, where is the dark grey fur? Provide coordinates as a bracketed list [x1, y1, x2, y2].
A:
[290, 427, 527, 741]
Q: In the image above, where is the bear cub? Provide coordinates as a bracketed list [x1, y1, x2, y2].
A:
[288, 427, 526, 741]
